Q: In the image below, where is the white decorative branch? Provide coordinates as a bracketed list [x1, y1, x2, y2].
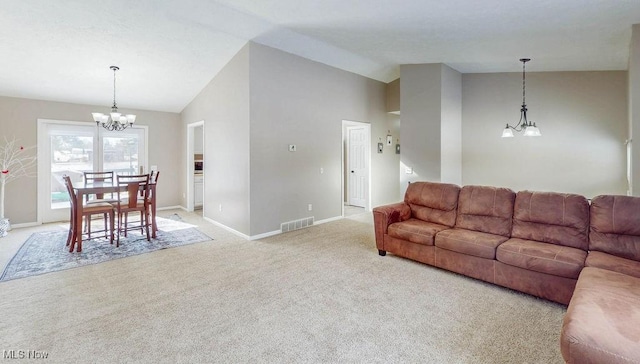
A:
[0, 137, 37, 219]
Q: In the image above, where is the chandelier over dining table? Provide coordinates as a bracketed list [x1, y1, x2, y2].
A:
[92, 66, 136, 131]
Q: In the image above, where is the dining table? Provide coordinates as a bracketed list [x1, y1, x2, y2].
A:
[70, 180, 157, 252]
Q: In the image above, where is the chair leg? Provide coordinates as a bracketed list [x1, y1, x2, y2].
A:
[103, 212, 108, 238]
[117, 212, 121, 246]
[69, 228, 77, 252]
[124, 213, 129, 237]
[110, 210, 116, 246]
[66, 217, 74, 247]
[87, 215, 92, 238]
[144, 211, 150, 241]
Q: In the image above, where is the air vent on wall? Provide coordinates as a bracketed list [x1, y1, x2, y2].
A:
[281, 217, 314, 233]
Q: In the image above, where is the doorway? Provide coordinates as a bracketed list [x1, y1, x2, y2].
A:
[342, 120, 371, 217]
[186, 120, 204, 213]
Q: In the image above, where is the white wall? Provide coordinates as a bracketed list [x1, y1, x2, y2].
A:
[462, 71, 627, 198]
[0, 96, 182, 224]
[181, 45, 251, 235]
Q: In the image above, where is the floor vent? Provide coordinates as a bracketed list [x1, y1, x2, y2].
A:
[281, 217, 314, 233]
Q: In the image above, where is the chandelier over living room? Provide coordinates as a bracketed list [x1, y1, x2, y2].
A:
[91, 66, 136, 132]
[502, 58, 541, 138]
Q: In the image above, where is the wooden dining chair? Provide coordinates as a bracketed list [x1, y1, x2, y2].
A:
[82, 171, 118, 237]
[116, 173, 151, 244]
[83, 171, 115, 201]
[63, 175, 116, 251]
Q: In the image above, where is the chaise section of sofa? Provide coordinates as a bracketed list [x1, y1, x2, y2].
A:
[373, 181, 460, 266]
[561, 267, 640, 364]
[561, 194, 640, 363]
[494, 191, 590, 304]
[434, 185, 515, 283]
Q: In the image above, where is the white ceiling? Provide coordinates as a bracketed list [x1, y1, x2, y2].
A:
[1, 0, 639, 113]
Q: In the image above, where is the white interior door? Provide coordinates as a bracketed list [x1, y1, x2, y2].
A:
[348, 126, 368, 207]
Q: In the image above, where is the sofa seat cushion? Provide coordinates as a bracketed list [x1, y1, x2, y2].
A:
[435, 228, 509, 259]
[561, 267, 640, 363]
[496, 238, 586, 279]
[387, 218, 450, 246]
[586, 251, 640, 279]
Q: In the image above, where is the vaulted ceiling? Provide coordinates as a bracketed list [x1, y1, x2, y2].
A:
[1, 0, 639, 113]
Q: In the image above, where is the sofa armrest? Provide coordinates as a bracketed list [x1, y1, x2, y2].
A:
[373, 202, 411, 252]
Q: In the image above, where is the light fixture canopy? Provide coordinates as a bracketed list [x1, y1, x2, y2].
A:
[92, 66, 136, 131]
[501, 58, 541, 138]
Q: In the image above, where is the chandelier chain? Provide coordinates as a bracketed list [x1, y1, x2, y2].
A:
[113, 67, 117, 110]
[522, 60, 526, 106]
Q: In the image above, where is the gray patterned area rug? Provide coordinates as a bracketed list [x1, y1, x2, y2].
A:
[0, 214, 212, 282]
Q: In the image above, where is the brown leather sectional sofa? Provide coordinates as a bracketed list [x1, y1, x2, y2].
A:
[373, 181, 640, 363]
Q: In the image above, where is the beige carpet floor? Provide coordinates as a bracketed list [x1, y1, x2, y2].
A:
[0, 210, 565, 363]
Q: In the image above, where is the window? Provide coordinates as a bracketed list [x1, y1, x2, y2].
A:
[38, 120, 147, 222]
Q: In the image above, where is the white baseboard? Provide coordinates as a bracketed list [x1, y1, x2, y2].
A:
[249, 230, 282, 241]
[157, 205, 187, 212]
[314, 215, 343, 225]
[203, 216, 250, 240]
[199, 214, 344, 241]
[11, 221, 41, 229]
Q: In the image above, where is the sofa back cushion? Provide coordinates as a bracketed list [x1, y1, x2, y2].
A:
[511, 191, 590, 250]
[404, 181, 460, 227]
[590, 195, 640, 261]
[455, 185, 516, 237]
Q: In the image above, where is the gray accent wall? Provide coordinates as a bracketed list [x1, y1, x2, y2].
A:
[462, 71, 628, 198]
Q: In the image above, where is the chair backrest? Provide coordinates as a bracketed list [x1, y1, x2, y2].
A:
[148, 171, 160, 201]
[590, 195, 640, 262]
[83, 171, 114, 201]
[511, 191, 590, 250]
[63, 175, 77, 210]
[117, 174, 150, 208]
[403, 181, 460, 227]
[84, 171, 114, 183]
[455, 185, 515, 237]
